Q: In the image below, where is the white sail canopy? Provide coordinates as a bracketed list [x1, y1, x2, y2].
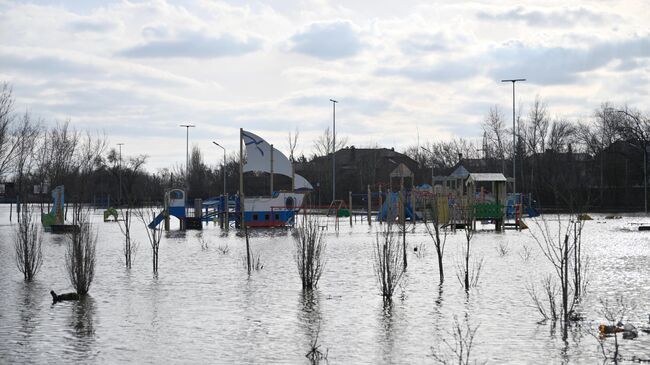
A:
[242, 130, 292, 175]
[242, 130, 313, 190]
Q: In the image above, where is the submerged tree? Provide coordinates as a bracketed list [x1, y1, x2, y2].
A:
[294, 214, 327, 289]
[457, 206, 483, 290]
[424, 195, 448, 284]
[117, 207, 137, 269]
[137, 208, 163, 275]
[14, 204, 43, 281]
[65, 207, 97, 295]
[528, 213, 588, 333]
[373, 222, 405, 303]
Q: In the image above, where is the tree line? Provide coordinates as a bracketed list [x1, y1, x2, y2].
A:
[3, 81, 649, 211]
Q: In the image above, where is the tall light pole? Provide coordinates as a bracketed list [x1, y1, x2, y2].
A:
[212, 142, 226, 198]
[421, 146, 434, 187]
[330, 99, 338, 202]
[117, 143, 124, 206]
[180, 124, 195, 188]
[501, 79, 525, 197]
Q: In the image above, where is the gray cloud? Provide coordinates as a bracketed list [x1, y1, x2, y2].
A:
[288, 21, 363, 60]
[66, 19, 117, 33]
[476, 6, 610, 27]
[119, 32, 262, 59]
[489, 36, 650, 85]
[289, 95, 390, 116]
[379, 35, 650, 85]
[0, 50, 200, 88]
[376, 59, 480, 82]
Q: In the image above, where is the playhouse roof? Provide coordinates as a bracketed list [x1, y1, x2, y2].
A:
[466, 173, 507, 184]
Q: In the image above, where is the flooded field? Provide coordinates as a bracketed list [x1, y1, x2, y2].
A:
[1, 206, 650, 364]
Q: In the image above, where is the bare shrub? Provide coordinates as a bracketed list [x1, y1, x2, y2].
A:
[136, 208, 163, 275]
[242, 250, 264, 271]
[294, 214, 326, 289]
[525, 275, 559, 321]
[198, 236, 209, 251]
[519, 245, 532, 262]
[65, 207, 97, 295]
[529, 214, 587, 326]
[431, 315, 483, 365]
[216, 243, 229, 255]
[14, 204, 43, 281]
[496, 242, 509, 257]
[373, 222, 405, 302]
[456, 253, 484, 290]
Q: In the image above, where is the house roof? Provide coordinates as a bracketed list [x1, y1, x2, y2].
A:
[466, 173, 507, 184]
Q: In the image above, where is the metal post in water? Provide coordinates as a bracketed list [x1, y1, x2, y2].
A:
[367, 185, 372, 226]
[349, 191, 352, 226]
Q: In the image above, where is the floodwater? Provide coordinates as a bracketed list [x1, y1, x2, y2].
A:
[1, 206, 650, 364]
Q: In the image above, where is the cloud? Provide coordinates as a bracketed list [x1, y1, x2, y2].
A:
[378, 34, 650, 85]
[476, 6, 611, 27]
[489, 35, 650, 85]
[376, 59, 480, 83]
[289, 94, 390, 116]
[288, 20, 363, 60]
[119, 32, 262, 58]
[400, 31, 471, 54]
[66, 19, 117, 33]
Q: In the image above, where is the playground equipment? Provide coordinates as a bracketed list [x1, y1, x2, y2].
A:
[103, 207, 119, 222]
[41, 185, 79, 233]
[148, 189, 203, 230]
[377, 191, 420, 222]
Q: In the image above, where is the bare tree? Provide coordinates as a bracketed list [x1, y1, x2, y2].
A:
[137, 208, 163, 275]
[528, 213, 588, 335]
[117, 208, 137, 269]
[313, 127, 348, 157]
[65, 206, 97, 295]
[457, 208, 483, 290]
[14, 204, 43, 281]
[13, 112, 41, 201]
[482, 106, 508, 173]
[373, 222, 405, 303]
[294, 214, 326, 289]
[424, 195, 448, 283]
[0, 83, 19, 180]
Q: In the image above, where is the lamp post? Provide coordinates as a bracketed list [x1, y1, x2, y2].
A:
[117, 143, 124, 206]
[180, 124, 195, 188]
[421, 146, 434, 187]
[501, 78, 526, 197]
[329, 99, 338, 202]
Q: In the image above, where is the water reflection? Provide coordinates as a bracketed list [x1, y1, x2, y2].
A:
[65, 296, 96, 359]
[378, 300, 396, 363]
[298, 289, 325, 362]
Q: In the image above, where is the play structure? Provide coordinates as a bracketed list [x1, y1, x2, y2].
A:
[148, 189, 203, 230]
[41, 185, 79, 233]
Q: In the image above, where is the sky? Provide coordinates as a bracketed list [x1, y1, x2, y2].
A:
[1, 0, 649, 170]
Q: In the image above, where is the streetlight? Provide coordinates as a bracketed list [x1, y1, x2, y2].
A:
[212, 142, 227, 198]
[180, 124, 195, 187]
[117, 143, 124, 206]
[329, 99, 338, 202]
[421, 146, 434, 187]
[501, 78, 526, 197]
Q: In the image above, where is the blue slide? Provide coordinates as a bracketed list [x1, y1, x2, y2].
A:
[148, 211, 166, 229]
